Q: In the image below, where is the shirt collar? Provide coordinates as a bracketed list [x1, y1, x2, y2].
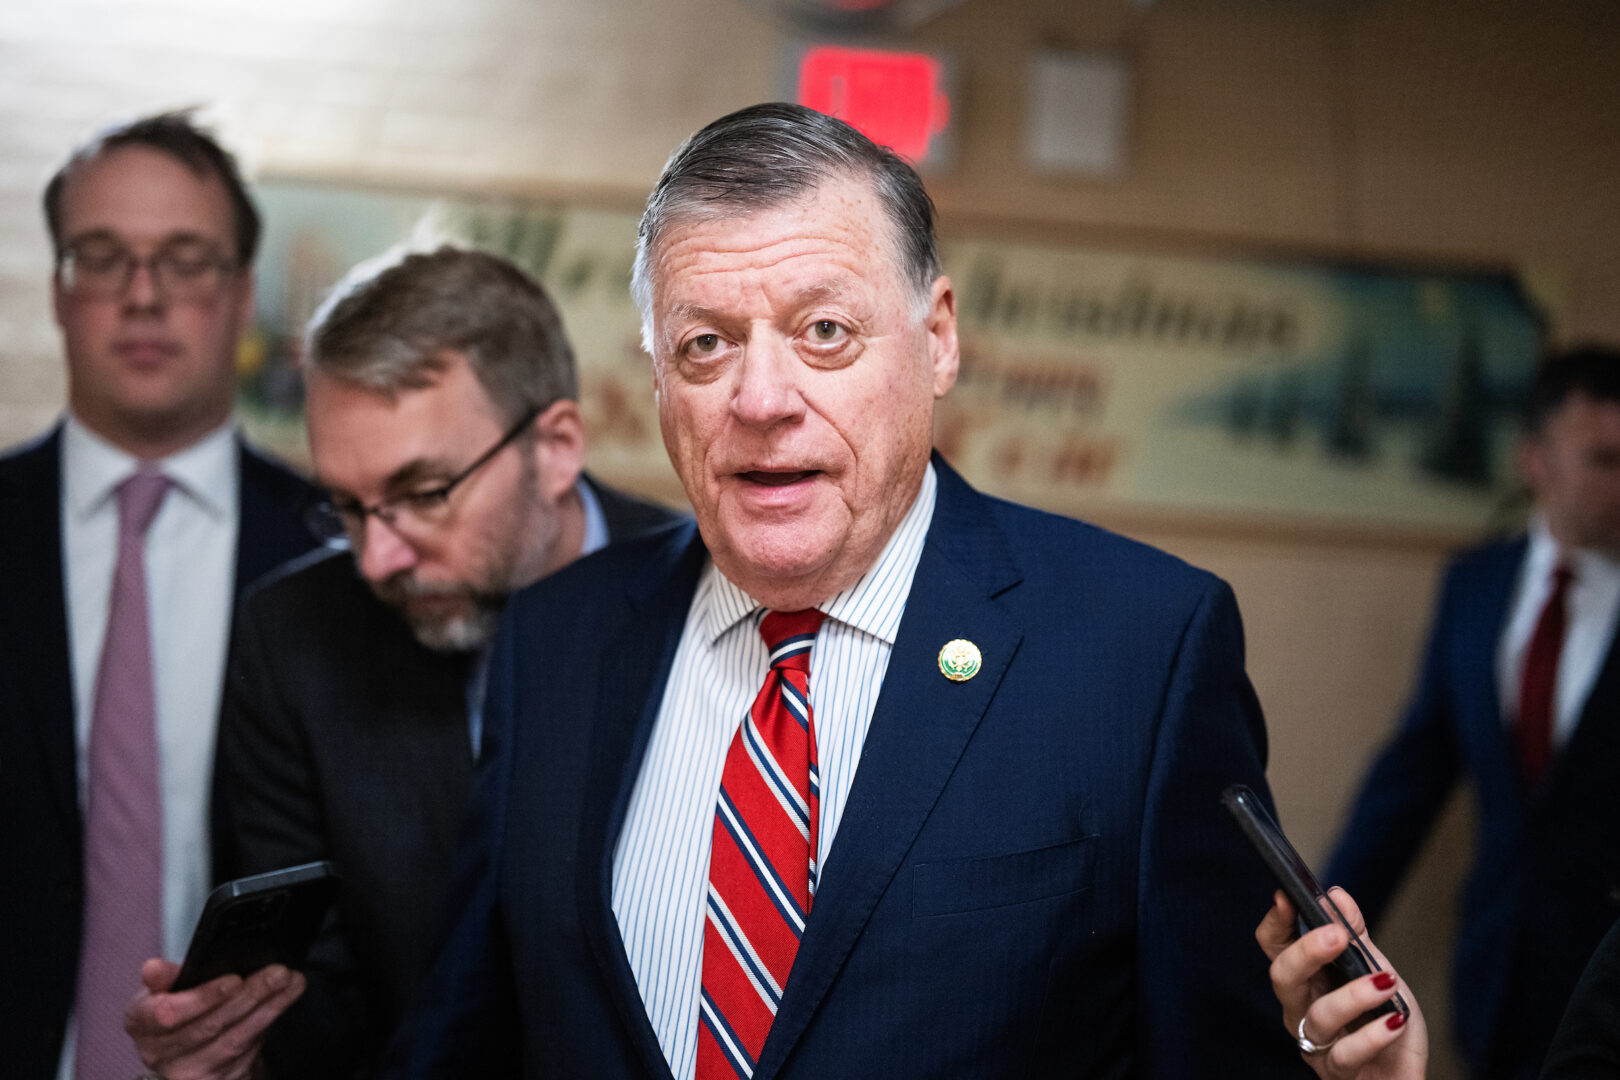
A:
[697, 462, 938, 647]
[577, 477, 610, 558]
[1526, 513, 1620, 584]
[61, 413, 239, 522]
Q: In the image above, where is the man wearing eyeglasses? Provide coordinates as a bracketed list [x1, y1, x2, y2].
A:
[0, 112, 319, 1080]
[124, 246, 679, 1080]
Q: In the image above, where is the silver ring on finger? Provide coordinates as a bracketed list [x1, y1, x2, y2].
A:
[1296, 1015, 1339, 1055]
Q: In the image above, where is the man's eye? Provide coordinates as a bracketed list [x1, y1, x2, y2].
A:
[687, 334, 722, 356]
[75, 248, 128, 274]
[161, 255, 214, 279]
[399, 488, 451, 511]
[809, 320, 845, 342]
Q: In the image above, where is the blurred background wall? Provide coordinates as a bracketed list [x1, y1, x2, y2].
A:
[4, 0, 1618, 1074]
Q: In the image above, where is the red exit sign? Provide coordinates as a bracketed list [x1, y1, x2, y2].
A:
[796, 45, 951, 165]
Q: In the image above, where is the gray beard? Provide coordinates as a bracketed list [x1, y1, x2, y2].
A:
[407, 601, 503, 652]
[374, 577, 508, 653]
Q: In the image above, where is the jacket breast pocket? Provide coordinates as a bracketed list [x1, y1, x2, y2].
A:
[911, 835, 1096, 918]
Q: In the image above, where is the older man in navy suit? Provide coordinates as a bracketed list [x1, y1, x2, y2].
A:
[1326, 347, 1620, 1080]
[0, 112, 317, 1080]
[387, 103, 1308, 1079]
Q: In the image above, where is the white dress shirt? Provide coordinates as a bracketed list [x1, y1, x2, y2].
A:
[611, 464, 937, 1080]
[1497, 516, 1620, 748]
[57, 416, 240, 1080]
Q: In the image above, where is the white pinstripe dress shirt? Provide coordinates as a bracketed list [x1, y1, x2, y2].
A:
[611, 464, 938, 1080]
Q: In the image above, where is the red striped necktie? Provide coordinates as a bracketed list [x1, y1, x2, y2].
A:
[696, 608, 826, 1080]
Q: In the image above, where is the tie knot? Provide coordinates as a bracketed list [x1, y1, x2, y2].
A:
[1551, 563, 1575, 594]
[117, 470, 171, 537]
[760, 609, 826, 671]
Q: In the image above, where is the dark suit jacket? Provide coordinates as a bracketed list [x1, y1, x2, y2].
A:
[1540, 916, 1620, 1080]
[221, 477, 680, 1079]
[1326, 538, 1620, 1079]
[0, 426, 318, 1080]
[387, 457, 1307, 1079]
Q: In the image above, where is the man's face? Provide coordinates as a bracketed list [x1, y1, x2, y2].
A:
[305, 355, 583, 650]
[647, 173, 958, 611]
[1521, 391, 1620, 557]
[51, 145, 253, 458]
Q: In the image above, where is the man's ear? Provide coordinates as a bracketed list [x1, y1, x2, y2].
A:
[529, 398, 586, 503]
[1517, 434, 1547, 501]
[51, 272, 67, 329]
[924, 276, 959, 399]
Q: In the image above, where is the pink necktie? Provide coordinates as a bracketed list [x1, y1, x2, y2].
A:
[74, 470, 170, 1080]
[696, 609, 826, 1080]
[1517, 563, 1573, 789]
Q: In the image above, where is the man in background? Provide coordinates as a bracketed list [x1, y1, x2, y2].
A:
[386, 102, 1302, 1079]
[126, 246, 679, 1079]
[0, 111, 318, 1080]
[1327, 346, 1620, 1080]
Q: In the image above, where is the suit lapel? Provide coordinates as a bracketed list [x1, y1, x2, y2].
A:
[1468, 540, 1530, 803]
[0, 430, 81, 838]
[234, 440, 317, 594]
[574, 523, 707, 1080]
[215, 441, 318, 878]
[754, 461, 1025, 1080]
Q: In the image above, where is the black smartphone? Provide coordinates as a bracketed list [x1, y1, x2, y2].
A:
[171, 860, 339, 992]
[1221, 784, 1408, 1020]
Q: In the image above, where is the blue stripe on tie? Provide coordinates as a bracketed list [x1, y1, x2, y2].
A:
[777, 679, 811, 731]
[717, 790, 807, 933]
[769, 633, 817, 665]
[699, 987, 756, 1079]
[706, 888, 781, 1008]
[741, 718, 810, 834]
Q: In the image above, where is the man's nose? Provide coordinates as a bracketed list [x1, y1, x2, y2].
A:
[120, 258, 164, 312]
[356, 515, 420, 583]
[730, 336, 806, 428]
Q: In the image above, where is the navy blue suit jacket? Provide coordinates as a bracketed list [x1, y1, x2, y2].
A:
[223, 476, 680, 1079]
[1326, 538, 1620, 1079]
[388, 458, 1306, 1079]
[0, 426, 319, 1080]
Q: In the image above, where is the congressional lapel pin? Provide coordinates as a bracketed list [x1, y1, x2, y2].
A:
[938, 639, 982, 683]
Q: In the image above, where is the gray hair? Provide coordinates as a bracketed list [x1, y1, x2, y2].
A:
[630, 102, 942, 350]
[307, 245, 577, 424]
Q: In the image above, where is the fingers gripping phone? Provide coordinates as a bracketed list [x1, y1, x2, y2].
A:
[1221, 784, 1409, 1021]
[171, 860, 339, 992]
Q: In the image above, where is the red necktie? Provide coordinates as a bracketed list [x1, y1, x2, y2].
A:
[75, 470, 170, 1079]
[1517, 564, 1573, 788]
[696, 609, 826, 1080]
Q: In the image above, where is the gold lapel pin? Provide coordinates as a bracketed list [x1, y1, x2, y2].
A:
[938, 639, 982, 682]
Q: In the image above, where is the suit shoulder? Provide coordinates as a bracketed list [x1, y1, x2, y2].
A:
[585, 474, 687, 542]
[506, 519, 697, 622]
[0, 428, 60, 488]
[238, 439, 318, 505]
[984, 494, 1222, 599]
[243, 545, 359, 611]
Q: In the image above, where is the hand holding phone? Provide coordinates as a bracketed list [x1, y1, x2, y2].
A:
[171, 860, 339, 992]
[1222, 784, 1408, 1021]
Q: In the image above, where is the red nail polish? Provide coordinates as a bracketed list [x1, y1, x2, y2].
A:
[1373, 972, 1396, 991]
[1386, 1012, 1407, 1031]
